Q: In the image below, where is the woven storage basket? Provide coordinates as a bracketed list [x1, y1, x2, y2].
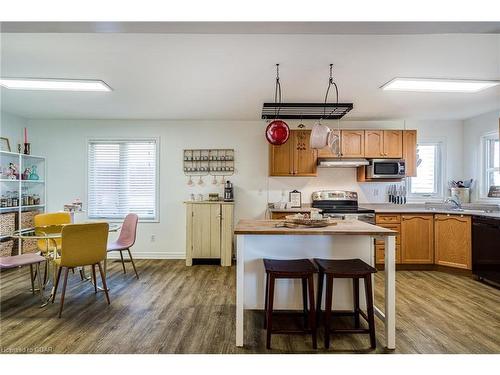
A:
[0, 212, 16, 236]
[22, 238, 38, 254]
[20, 210, 39, 230]
[0, 240, 14, 257]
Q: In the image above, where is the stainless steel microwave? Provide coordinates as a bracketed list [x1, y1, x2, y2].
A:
[366, 159, 406, 179]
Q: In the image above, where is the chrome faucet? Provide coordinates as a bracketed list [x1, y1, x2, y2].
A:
[445, 195, 462, 210]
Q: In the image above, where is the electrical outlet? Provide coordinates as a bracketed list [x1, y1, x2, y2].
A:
[373, 188, 379, 197]
[151, 234, 156, 242]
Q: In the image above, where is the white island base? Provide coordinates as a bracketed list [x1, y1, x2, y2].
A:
[234, 220, 396, 350]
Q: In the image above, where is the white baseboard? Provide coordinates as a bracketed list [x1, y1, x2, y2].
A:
[107, 251, 185, 260]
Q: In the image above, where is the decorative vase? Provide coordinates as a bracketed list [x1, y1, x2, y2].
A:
[29, 165, 39, 180]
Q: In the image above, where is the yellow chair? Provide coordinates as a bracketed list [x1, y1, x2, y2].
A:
[52, 223, 110, 318]
[34, 212, 71, 253]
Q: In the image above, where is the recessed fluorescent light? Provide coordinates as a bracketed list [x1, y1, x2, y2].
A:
[381, 78, 500, 93]
[0, 78, 112, 92]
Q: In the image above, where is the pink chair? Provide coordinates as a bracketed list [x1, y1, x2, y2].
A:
[106, 213, 139, 279]
[0, 253, 46, 302]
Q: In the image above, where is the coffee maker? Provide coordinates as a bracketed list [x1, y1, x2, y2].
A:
[224, 180, 234, 202]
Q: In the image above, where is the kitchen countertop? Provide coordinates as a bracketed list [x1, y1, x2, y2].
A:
[360, 203, 500, 218]
[234, 219, 397, 236]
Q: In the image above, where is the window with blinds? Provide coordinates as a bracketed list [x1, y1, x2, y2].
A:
[88, 139, 158, 221]
[408, 142, 443, 198]
[481, 133, 500, 198]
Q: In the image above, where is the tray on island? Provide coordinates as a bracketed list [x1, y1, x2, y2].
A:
[278, 215, 338, 228]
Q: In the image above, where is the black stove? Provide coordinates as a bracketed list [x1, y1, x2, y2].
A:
[311, 190, 375, 223]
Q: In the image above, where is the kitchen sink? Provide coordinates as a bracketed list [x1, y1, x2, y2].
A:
[424, 202, 500, 213]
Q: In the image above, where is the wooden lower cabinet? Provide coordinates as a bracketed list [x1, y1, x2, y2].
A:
[185, 202, 234, 266]
[376, 212, 473, 269]
[434, 214, 471, 270]
[400, 214, 434, 264]
[375, 214, 401, 264]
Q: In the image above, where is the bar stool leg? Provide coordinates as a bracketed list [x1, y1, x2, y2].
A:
[353, 278, 360, 329]
[316, 271, 324, 322]
[264, 273, 269, 329]
[29, 264, 35, 295]
[302, 278, 308, 329]
[307, 274, 317, 349]
[324, 274, 334, 349]
[364, 275, 376, 349]
[266, 274, 275, 350]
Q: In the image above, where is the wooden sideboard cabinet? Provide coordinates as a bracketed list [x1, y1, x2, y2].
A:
[185, 202, 234, 267]
[434, 214, 471, 270]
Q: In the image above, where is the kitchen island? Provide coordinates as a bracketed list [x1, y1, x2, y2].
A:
[234, 219, 397, 349]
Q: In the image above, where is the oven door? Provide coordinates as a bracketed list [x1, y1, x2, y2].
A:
[367, 159, 405, 179]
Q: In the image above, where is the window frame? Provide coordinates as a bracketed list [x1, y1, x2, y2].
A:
[479, 131, 500, 200]
[406, 140, 445, 201]
[86, 137, 160, 223]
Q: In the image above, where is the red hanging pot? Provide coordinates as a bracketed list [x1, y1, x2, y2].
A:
[266, 120, 290, 145]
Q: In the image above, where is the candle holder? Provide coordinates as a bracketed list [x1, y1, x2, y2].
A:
[23, 143, 31, 155]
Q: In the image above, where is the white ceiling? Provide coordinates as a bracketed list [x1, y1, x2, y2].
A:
[1, 30, 499, 121]
[3, 22, 500, 34]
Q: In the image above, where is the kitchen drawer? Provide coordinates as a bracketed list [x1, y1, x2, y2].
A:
[375, 244, 401, 264]
[376, 214, 401, 224]
[375, 223, 400, 245]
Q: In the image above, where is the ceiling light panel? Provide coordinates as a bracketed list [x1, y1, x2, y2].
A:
[381, 78, 499, 93]
[0, 78, 112, 91]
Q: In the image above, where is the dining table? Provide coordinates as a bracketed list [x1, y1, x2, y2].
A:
[11, 222, 121, 307]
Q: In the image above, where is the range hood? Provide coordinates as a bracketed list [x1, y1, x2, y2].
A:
[318, 158, 369, 168]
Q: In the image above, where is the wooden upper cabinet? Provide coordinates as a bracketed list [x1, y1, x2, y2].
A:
[402, 130, 417, 177]
[292, 130, 317, 176]
[365, 130, 403, 159]
[269, 139, 292, 176]
[401, 214, 434, 264]
[434, 214, 471, 270]
[269, 129, 317, 177]
[340, 130, 365, 157]
[364, 130, 384, 158]
[384, 130, 403, 158]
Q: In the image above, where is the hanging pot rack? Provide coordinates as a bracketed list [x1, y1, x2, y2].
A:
[261, 64, 353, 120]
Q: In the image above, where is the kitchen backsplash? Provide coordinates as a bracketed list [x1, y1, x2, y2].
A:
[266, 167, 402, 204]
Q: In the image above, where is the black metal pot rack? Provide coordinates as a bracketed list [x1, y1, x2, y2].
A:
[262, 63, 353, 120]
[261, 102, 353, 120]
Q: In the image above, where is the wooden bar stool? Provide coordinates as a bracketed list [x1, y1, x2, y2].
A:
[263, 258, 318, 350]
[314, 258, 377, 349]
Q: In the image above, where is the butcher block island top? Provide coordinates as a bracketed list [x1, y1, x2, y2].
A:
[234, 219, 397, 236]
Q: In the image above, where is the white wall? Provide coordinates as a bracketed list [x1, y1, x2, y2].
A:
[463, 110, 500, 201]
[23, 118, 464, 259]
[0, 111, 27, 151]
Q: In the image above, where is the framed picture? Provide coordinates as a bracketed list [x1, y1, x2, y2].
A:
[289, 190, 302, 208]
[0, 137, 11, 152]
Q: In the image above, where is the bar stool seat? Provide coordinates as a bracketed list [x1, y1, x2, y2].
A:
[314, 258, 377, 350]
[263, 258, 318, 350]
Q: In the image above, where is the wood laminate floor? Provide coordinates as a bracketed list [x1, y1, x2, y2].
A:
[1, 260, 499, 354]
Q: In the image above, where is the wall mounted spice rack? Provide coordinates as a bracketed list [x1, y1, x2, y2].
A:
[183, 149, 235, 176]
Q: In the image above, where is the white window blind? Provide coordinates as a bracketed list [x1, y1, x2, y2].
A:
[408, 143, 442, 198]
[482, 134, 500, 197]
[88, 139, 158, 220]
